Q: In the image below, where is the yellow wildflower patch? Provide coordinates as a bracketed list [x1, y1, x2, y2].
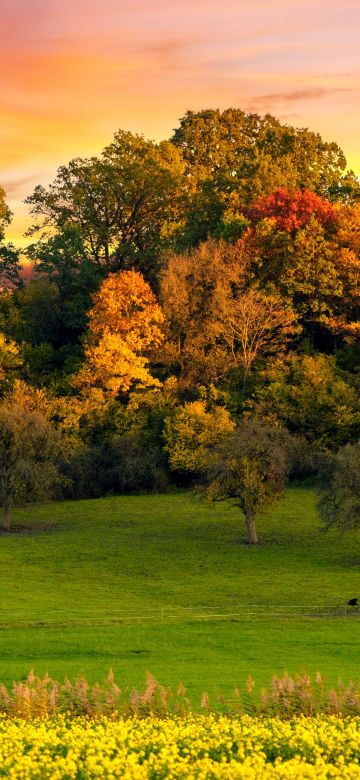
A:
[0, 714, 360, 778]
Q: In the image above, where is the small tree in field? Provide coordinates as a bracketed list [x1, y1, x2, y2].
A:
[206, 418, 290, 544]
[0, 401, 62, 530]
[317, 441, 360, 531]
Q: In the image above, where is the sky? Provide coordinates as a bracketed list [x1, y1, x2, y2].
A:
[1, 0, 359, 247]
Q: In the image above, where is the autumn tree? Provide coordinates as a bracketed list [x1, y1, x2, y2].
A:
[75, 270, 164, 398]
[25, 132, 185, 286]
[240, 193, 360, 344]
[247, 188, 338, 234]
[217, 289, 295, 390]
[164, 400, 235, 475]
[206, 418, 290, 544]
[326, 202, 360, 341]
[159, 238, 250, 387]
[0, 399, 62, 530]
[0, 333, 23, 394]
[160, 238, 295, 391]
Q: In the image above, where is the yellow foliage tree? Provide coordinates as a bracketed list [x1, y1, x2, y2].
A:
[76, 270, 164, 398]
[164, 400, 235, 474]
[0, 333, 23, 392]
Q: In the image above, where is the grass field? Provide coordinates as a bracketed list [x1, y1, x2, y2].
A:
[0, 485, 360, 701]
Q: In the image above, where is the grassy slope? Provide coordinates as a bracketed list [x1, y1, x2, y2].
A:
[0, 486, 359, 700]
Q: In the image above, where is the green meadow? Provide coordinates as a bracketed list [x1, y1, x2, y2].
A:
[0, 485, 359, 702]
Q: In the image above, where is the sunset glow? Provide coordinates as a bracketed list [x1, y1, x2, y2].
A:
[1, 0, 359, 247]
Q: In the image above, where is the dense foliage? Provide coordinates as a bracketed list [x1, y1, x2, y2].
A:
[0, 108, 359, 539]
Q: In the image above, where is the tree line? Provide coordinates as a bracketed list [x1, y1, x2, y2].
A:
[0, 108, 359, 541]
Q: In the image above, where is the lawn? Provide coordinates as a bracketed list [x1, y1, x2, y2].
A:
[0, 486, 359, 701]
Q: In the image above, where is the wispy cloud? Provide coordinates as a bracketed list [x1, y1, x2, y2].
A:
[248, 86, 357, 110]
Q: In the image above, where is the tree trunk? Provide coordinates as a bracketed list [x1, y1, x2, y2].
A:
[242, 366, 251, 394]
[2, 494, 11, 531]
[245, 509, 259, 545]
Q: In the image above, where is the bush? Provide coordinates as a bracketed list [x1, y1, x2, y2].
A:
[63, 433, 168, 499]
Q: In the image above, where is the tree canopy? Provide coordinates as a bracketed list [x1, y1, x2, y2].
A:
[25, 132, 185, 286]
[171, 108, 359, 246]
[0, 110, 359, 520]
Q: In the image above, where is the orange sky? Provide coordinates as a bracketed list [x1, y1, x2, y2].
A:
[1, 0, 359, 248]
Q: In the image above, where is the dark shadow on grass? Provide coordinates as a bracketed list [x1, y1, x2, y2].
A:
[0, 524, 57, 535]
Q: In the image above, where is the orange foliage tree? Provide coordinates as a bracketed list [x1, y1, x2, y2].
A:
[238, 190, 360, 342]
[248, 188, 338, 233]
[76, 270, 164, 398]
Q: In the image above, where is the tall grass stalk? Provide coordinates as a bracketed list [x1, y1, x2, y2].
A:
[2, 671, 360, 719]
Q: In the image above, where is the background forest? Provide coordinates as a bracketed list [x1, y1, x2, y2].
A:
[0, 108, 359, 538]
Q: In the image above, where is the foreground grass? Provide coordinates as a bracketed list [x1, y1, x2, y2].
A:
[0, 487, 359, 695]
[1, 714, 360, 778]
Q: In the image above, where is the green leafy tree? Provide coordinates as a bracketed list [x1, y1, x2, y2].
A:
[0, 187, 11, 237]
[172, 109, 349, 199]
[206, 418, 290, 544]
[171, 108, 352, 246]
[252, 353, 360, 447]
[26, 227, 101, 334]
[25, 132, 185, 286]
[317, 442, 360, 531]
[0, 187, 22, 289]
[9, 280, 62, 346]
[0, 278, 88, 385]
[0, 399, 62, 530]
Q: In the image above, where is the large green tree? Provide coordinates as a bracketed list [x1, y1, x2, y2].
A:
[171, 108, 359, 246]
[25, 132, 185, 287]
[164, 400, 235, 475]
[252, 353, 360, 448]
[172, 109, 350, 198]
